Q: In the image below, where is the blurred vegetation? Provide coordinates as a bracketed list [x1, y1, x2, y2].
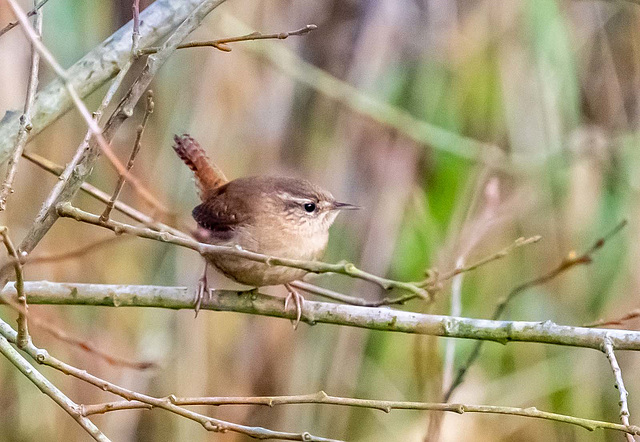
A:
[1, 0, 640, 441]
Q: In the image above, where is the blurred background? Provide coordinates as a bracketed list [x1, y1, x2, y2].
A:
[1, 0, 639, 440]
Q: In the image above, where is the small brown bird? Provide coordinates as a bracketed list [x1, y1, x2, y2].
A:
[173, 134, 358, 325]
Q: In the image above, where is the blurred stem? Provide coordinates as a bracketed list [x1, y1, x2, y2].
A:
[6, 281, 640, 351]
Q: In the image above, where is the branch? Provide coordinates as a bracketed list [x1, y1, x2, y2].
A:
[603, 336, 636, 441]
[6, 0, 166, 213]
[56, 203, 430, 299]
[100, 91, 155, 222]
[79, 391, 640, 437]
[0, 334, 110, 442]
[0, 0, 217, 165]
[5, 281, 640, 351]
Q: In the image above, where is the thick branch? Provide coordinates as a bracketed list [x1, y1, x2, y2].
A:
[5, 281, 640, 351]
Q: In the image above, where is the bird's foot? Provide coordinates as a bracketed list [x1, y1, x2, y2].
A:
[194, 263, 211, 318]
[284, 283, 304, 330]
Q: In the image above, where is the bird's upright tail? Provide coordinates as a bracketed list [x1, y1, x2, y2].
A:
[172, 134, 228, 201]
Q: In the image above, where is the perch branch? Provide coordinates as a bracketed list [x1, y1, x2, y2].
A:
[5, 281, 640, 351]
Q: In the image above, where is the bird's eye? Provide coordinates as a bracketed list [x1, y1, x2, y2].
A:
[303, 202, 316, 213]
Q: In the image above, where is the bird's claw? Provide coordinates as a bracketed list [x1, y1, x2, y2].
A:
[284, 283, 304, 330]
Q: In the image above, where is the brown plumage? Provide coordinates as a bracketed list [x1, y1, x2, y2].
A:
[172, 134, 358, 321]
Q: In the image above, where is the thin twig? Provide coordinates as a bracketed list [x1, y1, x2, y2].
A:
[0, 334, 110, 442]
[100, 91, 154, 222]
[6, 0, 167, 213]
[78, 391, 640, 437]
[57, 203, 431, 300]
[0, 0, 50, 38]
[443, 220, 628, 401]
[0, 228, 28, 348]
[422, 236, 543, 287]
[0, 0, 42, 211]
[140, 24, 317, 55]
[603, 336, 636, 442]
[0, 318, 337, 441]
[585, 310, 640, 328]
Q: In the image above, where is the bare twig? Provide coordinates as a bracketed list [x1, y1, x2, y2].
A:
[0, 0, 50, 38]
[57, 203, 430, 300]
[78, 391, 640, 437]
[100, 91, 154, 222]
[421, 236, 543, 287]
[603, 336, 636, 442]
[0, 228, 28, 348]
[0, 334, 110, 442]
[140, 24, 317, 55]
[585, 310, 640, 328]
[0, 0, 42, 211]
[444, 220, 628, 401]
[0, 318, 337, 441]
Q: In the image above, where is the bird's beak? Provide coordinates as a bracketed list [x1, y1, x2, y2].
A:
[332, 201, 360, 210]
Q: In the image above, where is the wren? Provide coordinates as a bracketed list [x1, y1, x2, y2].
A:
[172, 134, 357, 325]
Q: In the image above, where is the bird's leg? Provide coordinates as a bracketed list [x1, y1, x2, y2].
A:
[284, 283, 304, 329]
[194, 261, 210, 318]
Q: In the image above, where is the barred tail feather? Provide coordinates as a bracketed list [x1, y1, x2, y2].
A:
[172, 134, 228, 201]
